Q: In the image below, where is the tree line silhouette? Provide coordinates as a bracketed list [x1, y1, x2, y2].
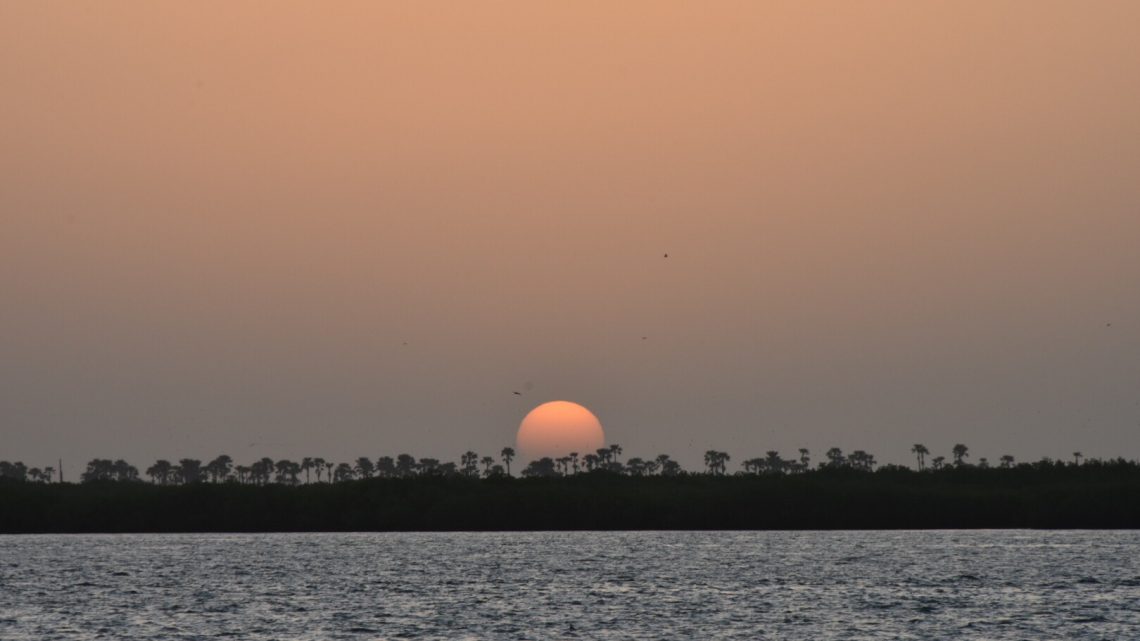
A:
[0, 443, 1125, 485]
[3, 452, 1139, 532]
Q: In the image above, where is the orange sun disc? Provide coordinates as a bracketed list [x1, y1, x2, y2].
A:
[516, 400, 605, 461]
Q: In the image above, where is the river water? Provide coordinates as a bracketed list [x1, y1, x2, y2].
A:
[2, 531, 1138, 639]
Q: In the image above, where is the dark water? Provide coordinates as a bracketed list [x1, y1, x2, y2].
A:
[2, 531, 1139, 639]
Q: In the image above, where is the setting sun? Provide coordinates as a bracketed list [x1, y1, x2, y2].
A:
[517, 401, 605, 461]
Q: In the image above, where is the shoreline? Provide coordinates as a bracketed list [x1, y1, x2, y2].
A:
[5, 467, 1139, 533]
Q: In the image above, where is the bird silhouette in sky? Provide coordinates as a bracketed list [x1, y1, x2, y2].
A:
[513, 391, 522, 396]
[664, 253, 669, 258]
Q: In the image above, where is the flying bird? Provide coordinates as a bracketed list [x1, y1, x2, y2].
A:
[664, 253, 669, 258]
[513, 391, 522, 396]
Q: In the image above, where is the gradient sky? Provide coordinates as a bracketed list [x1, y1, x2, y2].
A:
[3, 2, 1139, 473]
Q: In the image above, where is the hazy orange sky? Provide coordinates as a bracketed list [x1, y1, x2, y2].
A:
[3, 2, 1139, 471]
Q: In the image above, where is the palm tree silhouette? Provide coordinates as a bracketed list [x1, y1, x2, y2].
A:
[178, 459, 203, 484]
[248, 460, 263, 484]
[396, 454, 416, 477]
[460, 451, 480, 477]
[284, 460, 301, 484]
[481, 456, 495, 476]
[112, 460, 138, 481]
[80, 459, 110, 482]
[355, 457, 375, 479]
[850, 451, 875, 471]
[765, 451, 784, 474]
[703, 451, 717, 474]
[521, 457, 557, 478]
[952, 444, 969, 467]
[274, 460, 292, 484]
[625, 457, 646, 475]
[1000, 454, 1015, 469]
[418, 458, 441, 475]
[146, 460, 173, 485]
[206, 455, 232, 482]
[583, 453, 599, 471]
[609, 444, 623, 465]
[798, 448, 810, 471]
[312, 457, 327, 482]
[500, 447, 515, 477]
[0, 461, 28, 481]
[931, 456, 945, 470]
[333, 462, 354, 482]
[911, 444, 929, 470]
[704, 450, 729, 475]
[825, 448, 845, 469]
[301, 457, 314, 483]
[376, 456, 395, 478]
[1073, 452, 1083, 466]
[203, 459, 219, 482]
[250, 458, 274, 485]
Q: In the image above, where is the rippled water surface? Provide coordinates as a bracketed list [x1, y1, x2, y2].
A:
[2, 531, 1139, 639]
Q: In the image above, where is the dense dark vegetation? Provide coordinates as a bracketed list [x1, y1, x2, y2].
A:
[2, 446, 1138, 532]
